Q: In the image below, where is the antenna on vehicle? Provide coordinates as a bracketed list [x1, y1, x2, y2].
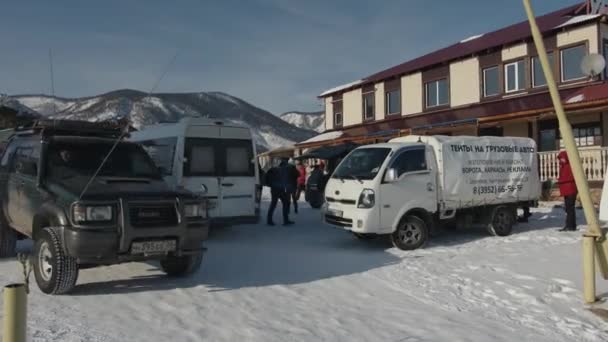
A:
[78, 51, 180, 200]
[48, 49, 57, 116]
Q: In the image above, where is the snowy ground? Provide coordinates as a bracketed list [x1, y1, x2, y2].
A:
[1, 200, 608, 341]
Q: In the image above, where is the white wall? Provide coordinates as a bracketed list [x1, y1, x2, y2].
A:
[502, 43, 528, 61]
[343, 88, 363, 126]
[401, 72, 422, 115]
[449, 57, 480, 107]
[375, 82, 385, 121]
[324, 97, 334, 131]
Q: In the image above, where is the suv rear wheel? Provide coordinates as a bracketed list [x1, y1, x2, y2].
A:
[0, 218, 17, 258]
[161, 253, 203, 277]
[32, 228, 79, 294]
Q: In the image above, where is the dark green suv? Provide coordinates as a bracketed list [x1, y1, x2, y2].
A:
[0, 120, 208, 294]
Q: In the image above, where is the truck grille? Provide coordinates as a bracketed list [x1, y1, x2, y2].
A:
[129, 204, 178, 228]
[325, 197, 357, 205]
[325, 214, 353, 227]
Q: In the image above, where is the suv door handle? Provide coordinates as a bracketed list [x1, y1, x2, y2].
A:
[221, 183, 234, 187]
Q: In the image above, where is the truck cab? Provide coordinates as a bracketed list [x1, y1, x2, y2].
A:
[0, 120, 209, 294]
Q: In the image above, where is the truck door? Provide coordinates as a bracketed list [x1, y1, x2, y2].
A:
[218, 139, 255, 218]
[183, 138, 222, 219]
[379, 146, 437, 231]
[8, 144, 41, 234]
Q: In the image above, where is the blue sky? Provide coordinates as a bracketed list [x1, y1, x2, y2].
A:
[0, 0, 580, 114]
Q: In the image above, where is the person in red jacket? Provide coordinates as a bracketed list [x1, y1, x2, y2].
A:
[557, 150, 577, 231]
[295, 162, 307, 203]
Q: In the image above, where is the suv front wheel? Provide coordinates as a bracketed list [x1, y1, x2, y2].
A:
[161, 253, 203, 277]
[32, 227, 79, 295]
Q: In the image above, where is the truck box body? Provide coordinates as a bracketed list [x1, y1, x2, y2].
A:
[391, 135, 540, 209]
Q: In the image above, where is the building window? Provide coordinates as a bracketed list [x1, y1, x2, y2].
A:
[425, 79, 448, 108]
[482, 66, 499, 97]
[334, 111, 343, 126]
[386, 89, 401, 115]
[531, 52, 554, 88]
[561, 45, 587, 82]
[539, 121, 601, 151]
[504, 60, 525, 93]
[363, 92, 375, 120]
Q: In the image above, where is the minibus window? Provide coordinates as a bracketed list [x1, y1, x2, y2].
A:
[189, 146, 215, 174]
[226, 146, 251, 175]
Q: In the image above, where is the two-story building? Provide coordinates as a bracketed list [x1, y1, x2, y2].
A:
[299, 2, 608, 185]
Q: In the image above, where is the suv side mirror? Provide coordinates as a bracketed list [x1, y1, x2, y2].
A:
[384, 168, 398, 183]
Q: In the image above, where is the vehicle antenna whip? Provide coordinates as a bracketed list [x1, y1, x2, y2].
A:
[48, 49, 57, 116]
[78, 51, 180, 200]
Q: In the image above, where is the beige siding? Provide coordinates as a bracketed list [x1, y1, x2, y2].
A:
[502, 43, 527, 61]
[503, 121, 528, 137]
[324, 97, 333, 131]
[375, 82, 385, 121]
[401, 72, 423, 115]
[557, 24, 599, 54]
[343, 88, 363, 126]
[449, 57, 480, 107]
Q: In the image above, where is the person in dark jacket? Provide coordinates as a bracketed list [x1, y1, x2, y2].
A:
[266, 158, 296, 226]
[557, 150, 577, 231]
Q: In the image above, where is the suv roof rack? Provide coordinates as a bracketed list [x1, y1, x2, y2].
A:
[16, 119, 128, 139]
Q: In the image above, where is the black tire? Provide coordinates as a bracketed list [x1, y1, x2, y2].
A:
[0, 219, 17, 258]
[353, 232, 377, 240]
[487, 206, 515, 237]
[390, 215, 428, 251]
[32, 227, 79, 295]
[161, 253, 203, 277]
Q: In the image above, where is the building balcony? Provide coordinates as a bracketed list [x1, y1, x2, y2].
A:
[538, 146, 608, 182]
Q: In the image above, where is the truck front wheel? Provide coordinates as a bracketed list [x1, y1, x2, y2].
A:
[487, 206, 515, 237]
[32, 227, 79, 295]
[0, 219, 17, 258]
[390, 215, 428, 251]
[161, 253, 203, 277]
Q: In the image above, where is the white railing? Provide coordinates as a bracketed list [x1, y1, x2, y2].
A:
[538, 147, 608, 182]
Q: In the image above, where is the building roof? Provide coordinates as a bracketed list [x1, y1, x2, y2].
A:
[320, 2, 597, 98]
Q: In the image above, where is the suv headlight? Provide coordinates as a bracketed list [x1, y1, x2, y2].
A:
[357, 189, 375, 209]
[73, 204, 113, 223]
[184, 203, 207, 219]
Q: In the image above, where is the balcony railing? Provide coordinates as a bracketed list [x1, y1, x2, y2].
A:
[538, 147, 608, 182]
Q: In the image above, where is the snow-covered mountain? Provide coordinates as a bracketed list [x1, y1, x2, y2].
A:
[8, 90, 317, 151]
[280, 111, 324, 133]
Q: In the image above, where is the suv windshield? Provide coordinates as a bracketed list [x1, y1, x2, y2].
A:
[332, 148, 391, 180]
[46, 140, 162, 180]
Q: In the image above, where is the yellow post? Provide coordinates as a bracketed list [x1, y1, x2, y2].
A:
[3, 284, 27, 342]
[583, 236, 597, 303]
[522, 0, 604, 303]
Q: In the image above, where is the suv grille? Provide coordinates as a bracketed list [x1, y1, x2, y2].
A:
[129, 203, 178, 228]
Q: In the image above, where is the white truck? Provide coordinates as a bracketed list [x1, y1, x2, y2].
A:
[322, 135, 541, 250]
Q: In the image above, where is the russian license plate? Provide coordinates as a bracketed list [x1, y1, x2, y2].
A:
[131, 240, 176, 255]
[328, 208, 343, 217]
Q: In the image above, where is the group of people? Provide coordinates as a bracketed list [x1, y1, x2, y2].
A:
[262, 158, 329, 226]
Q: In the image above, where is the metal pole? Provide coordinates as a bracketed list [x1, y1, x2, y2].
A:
[523, 0, 604, 303]
[3, 284, 27, 342]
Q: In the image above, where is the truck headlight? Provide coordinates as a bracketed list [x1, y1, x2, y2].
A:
[184, 203, 207, 219]
[357, 189, 375, 209]
[73, 204, 113, 223]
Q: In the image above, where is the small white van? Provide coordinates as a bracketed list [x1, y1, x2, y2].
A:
[322, 135, 540, 250]
[130, 118, 261, 227]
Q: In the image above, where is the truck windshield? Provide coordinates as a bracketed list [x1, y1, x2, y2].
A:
[46, 141, 162, 180]
[332, 148, 391, 180]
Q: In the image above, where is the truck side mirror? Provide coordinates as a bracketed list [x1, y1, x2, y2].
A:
[385, 168, 398, 183]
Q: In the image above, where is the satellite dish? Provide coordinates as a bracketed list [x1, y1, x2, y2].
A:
[581, 53, 606, 77]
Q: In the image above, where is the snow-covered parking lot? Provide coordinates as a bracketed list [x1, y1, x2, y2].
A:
[1, 201, 608, 342]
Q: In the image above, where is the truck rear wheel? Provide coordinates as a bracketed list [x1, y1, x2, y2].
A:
[390, 215, 428, 250]
[32, 227, 79, 295]
[161, 253, 203, 277]
[0, 219, 17, 258]
[487, 206, 515, 237]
